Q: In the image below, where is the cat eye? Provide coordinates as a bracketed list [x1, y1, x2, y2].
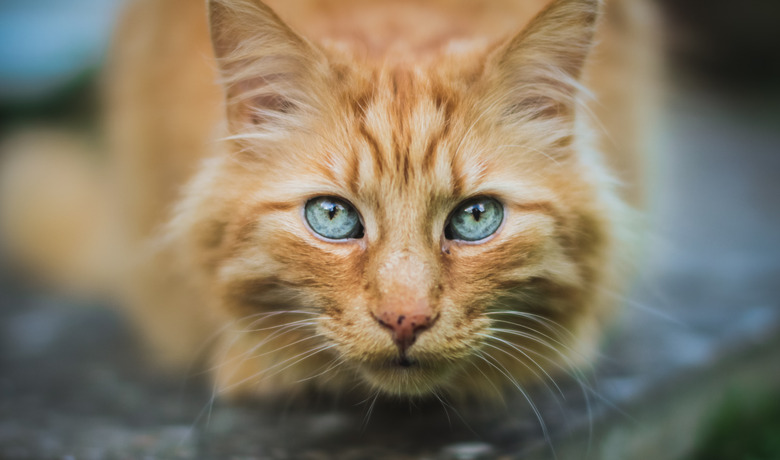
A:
[304, 196, 364, 240]
[445, 197, 504, 242]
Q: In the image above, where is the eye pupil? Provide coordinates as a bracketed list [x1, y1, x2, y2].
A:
[471, 205, 483, 222]
[327, 205, 337, 220]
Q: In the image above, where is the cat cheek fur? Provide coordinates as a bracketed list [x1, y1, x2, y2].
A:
[154, 0, 628, 399]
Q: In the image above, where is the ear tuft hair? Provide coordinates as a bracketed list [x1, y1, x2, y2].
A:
[208, 0, 327, 132]
[486, 0, 600, 124]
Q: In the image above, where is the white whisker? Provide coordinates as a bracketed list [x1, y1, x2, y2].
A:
[247, 329, 323, 359]
[218, 342, 336, 394]
[295, 356, 347, 383]
[488, 318, 573, 352]
[466, 358, 504, 401]
[477, 334, 565, 400]
[486, 327, 580, 365]
[257, 343, 337, 382]
[486, 309, 576, 340]
[474, 350, 556, 460]
[207, 321, 317, 373]
[361, 390, 381, 431]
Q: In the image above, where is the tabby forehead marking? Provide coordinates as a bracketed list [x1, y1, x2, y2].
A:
[347, 70, 465, 198]
[358, 123, 385, 177]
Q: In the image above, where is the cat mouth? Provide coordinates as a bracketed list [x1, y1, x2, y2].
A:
[364, 355, 421, 370]
[356, 354, 457, 395]
[396, 356, 415, 368]
[378, 353, 425, 370]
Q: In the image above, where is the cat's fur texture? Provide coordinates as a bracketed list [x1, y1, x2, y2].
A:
[4, 0, 657, 400]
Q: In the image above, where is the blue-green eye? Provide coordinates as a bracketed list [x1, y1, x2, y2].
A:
[445, 197, 504, 242]
[304, 196, 364, 240]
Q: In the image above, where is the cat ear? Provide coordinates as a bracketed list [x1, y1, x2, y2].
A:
[208, 0, 327, 131]
[485, 0, 599, 124]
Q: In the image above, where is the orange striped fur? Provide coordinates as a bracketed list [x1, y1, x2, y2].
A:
[101, 0, 656, 399]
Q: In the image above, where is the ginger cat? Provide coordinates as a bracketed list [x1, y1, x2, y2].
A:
[3, 0, 657, 400]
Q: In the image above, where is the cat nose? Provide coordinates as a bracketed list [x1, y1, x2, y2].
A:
[373, 302, 437, 354]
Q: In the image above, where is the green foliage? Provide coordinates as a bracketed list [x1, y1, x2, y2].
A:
[688, 389, 780, 460]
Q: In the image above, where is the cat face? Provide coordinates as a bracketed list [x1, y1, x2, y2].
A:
[188, 0, 619, 398]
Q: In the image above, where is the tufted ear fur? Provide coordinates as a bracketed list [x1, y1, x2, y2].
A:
[208, 0, 329, 133]
[484, 0, 599, 125]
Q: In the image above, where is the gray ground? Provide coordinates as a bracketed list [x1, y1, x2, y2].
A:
[1, 80, 779, 459]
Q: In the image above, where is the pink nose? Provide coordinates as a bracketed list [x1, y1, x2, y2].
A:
[373, 307, 437, 354]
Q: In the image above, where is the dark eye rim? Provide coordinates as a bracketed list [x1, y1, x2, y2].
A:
[302, 195, 365, 242]
[443, 195, 505, 243]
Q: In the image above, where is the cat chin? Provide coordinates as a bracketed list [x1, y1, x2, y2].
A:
[356, 358, 459, 397]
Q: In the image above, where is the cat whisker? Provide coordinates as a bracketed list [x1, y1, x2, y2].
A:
[601, 286, 687, 327]
[183, 310, 310, 378]
[319, 357, 352, 388]
[206, 324, 248, 408]
[477, 336, 572, 427]
[486, 327, 579, 365]
[206, 314, 322, 396]
[211, 310, 318, 364]
[485, 320, 634, 443]
[246, 329, 323, 360]
[432, 386, 481, 437]
[571, 374, 635, 423]
[361, 390, 382, 431]
[182, 317, 247, 379]
[294, 355, 347, 384]
[474, 350, 555, 458]
[431, 389, 453, 427]
[354, 389, 380, 407]
[496, 331, 589, 384]
[466, 358, 504, 402]
[485, 321, 591, 372]
[208, 321, 317, 373]
[485, 309, 576, 340]
[242, 320, 319, 353]
[487, 318, 573, 353]
[239, 310, 318, 331]
[477, 334, 565, 400]
[484, 308, 582, 354]
[483, 306, 610, 434]
[181, 390, 220, 447]
[486, 314, 571, 344]
[218, 342, 336, 394]
[464, 360, 504, 401]
[187, 315, 323, 438]
[255, 343, 337, 383]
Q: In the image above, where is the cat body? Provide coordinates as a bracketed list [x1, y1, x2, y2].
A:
[95, 0, 656, 399]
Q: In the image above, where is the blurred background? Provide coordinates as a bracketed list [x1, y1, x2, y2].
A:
[0, 0, 121, 125]
[0, 0, 779, 459]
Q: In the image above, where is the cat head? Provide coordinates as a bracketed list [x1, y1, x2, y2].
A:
[182, 0, 621, 398]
